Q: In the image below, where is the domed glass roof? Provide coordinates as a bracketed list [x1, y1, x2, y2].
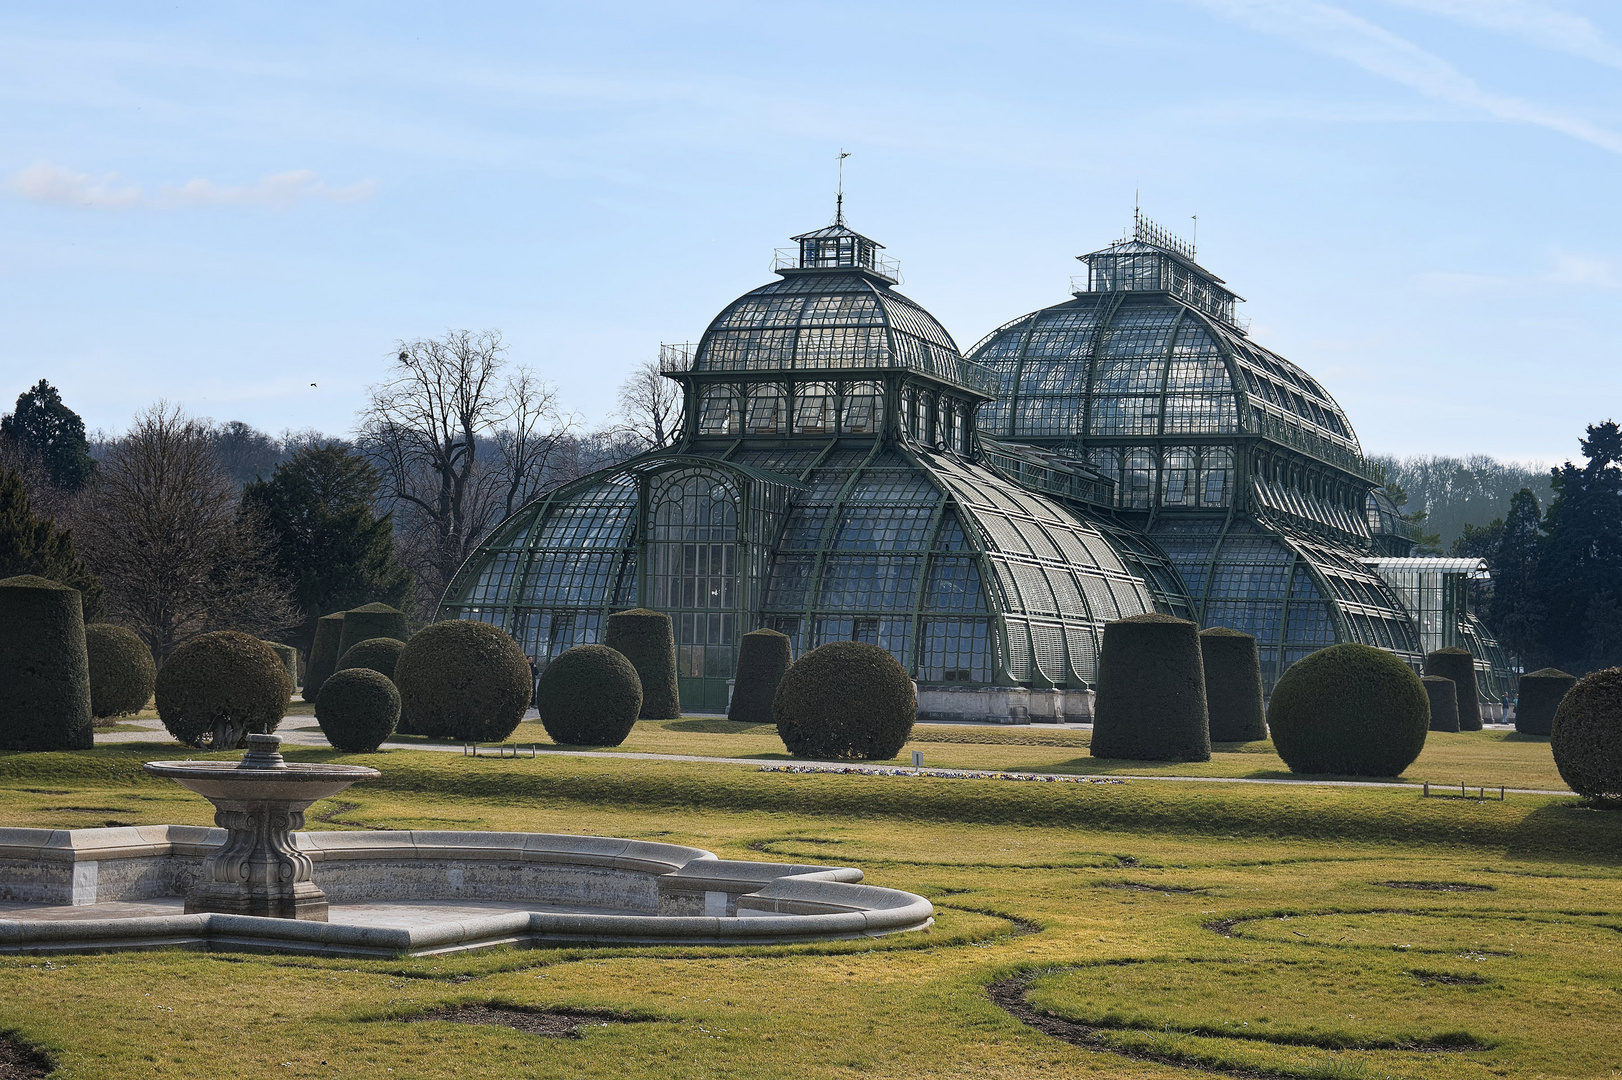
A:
[967, 229, 1360, 456]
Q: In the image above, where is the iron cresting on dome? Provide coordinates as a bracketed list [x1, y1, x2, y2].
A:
[443, 210, 1511, 720]
[440, 214, 1198, 723]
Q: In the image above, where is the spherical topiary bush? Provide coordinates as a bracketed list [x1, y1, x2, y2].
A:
[1517, 668, 1577, 737]
[1422, 675, 1459, 733]
[265, 642, 298, 695]
[336, 603, 410, 661]
[0, 575, 93, 751]
[773, 641, 915, 760]
[729, 629, 792, 726]
[535, 644, 643, 746]
[155, 631, 291, 749]
[1551, 668, 1622, 802]
[1198, 626, 1266, 743]
[85, 623, 156, 720]
[302, 613, 345, 703]
[1424, 647, 1482, 731]
[314, 667, 400, 753]
[1268, 644, 1429, 776]
[393, 619, 532, 742]
[1092, 615, 1211, 762]
[337, 637, 406, 682]
[602, 609, 680, 719]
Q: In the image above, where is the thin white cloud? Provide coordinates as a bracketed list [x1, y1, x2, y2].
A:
[1416, 250, 1622, 295]
[1385, 0, 1622, 70]
[1184, 0, 1622, 153]
[8, 162, 377, 209]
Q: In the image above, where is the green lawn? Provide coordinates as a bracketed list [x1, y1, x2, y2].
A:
[1, 742, 1619, 1079]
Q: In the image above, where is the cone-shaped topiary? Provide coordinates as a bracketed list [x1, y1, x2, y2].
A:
[302, 613, 345, 703]
[1268, 643, 1429, 776]
[0, 575, 93, 750]
[265, 642, 298, 693]
[1424, 648, 1482, 731]
[1198, 626, 1266, 743]
[393, 619, 531, 742]
[85, 623, 155, 720]
[1422, 675, 1459, 732]
[337, 637, 405, 682]
[314, 667, 399, 753]
[337, 602, 410, 661]
[602, 609, 680, 719]
[1092, 614, 1211, 762]
[536, 644, 643, 746]
[773, 640, 915, 760]
[1427, 674, 1466, 732]
[1551, 667, 1622, 801]
[729, 629, 792, 725]
[1517, 668, 1577, 737]
[155, 631, 291, 749]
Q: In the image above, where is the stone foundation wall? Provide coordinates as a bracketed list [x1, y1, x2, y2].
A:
[916, 686, 1093, 725]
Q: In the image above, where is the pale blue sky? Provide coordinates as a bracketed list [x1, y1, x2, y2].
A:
[2, 1, 1618, 462]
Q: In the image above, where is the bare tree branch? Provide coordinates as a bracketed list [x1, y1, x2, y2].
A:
[613, 358, 683, 452]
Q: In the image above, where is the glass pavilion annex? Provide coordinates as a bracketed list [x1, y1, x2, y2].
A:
[441, 211, 1510, 719]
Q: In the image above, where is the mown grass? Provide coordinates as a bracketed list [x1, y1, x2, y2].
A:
[1, 739, 1620, 1079]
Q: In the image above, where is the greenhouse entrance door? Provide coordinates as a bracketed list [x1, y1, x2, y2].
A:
[650, 471, 740, 715]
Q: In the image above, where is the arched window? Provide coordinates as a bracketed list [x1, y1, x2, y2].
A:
[698, 386, 740, 435]
[841, 381, 882, 434]
[1201, 447, 1233, 507]
[1163, 447, 1196, 506]
[651, 472, 739, 697]
[794, 382, 834, 434]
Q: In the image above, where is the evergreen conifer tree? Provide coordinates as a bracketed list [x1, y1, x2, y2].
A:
[0, 380, 95, 492]
[1487, 488, 1545, 669]
[1539, 421, 1622, 673]
[0, 467, 101, 617]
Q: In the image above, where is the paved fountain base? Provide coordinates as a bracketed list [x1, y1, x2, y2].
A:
[0, 827, 933, 958]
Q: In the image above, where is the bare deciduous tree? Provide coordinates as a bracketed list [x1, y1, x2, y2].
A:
[77, 404, 299, 660]
[360, 329, 575, 614]
[613, 358, 682, 452]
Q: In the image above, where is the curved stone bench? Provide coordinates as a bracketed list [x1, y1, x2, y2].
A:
[0, 826, 933, 957]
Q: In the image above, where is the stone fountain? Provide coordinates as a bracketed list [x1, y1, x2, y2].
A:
[142, 734, 379, 921]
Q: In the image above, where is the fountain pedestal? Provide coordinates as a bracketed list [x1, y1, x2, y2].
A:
[144, 734, 380, 921]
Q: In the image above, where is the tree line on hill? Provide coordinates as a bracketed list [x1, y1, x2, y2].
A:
[0, 331, 680, 660]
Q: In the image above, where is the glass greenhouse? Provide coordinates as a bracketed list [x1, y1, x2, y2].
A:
[442, 211, 1511, 717]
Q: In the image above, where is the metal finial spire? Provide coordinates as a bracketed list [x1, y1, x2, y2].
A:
[836, 149, 850, 226]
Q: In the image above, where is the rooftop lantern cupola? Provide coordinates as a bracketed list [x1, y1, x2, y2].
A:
[1076, 209, 1244, 329]
[773, 197, 902, 283]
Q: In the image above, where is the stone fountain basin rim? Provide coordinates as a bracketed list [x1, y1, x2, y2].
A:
[142, 761, 380, 802]
[142, 761, 382, 780]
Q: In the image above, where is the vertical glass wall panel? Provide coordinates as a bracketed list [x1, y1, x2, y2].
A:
[919, 619, 991, 682]
[698, 386, 740, 435]
[793, 382, 834, 434]
[841, 382, 882, 434]
[651, 472, 739, 700]
[1201, 448, 1233, 507]
[746, 385, 786, 434]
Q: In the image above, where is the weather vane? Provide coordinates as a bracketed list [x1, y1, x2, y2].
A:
[836, 149, 850, 225]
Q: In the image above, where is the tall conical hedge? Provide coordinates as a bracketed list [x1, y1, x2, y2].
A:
[1424, 647, 1482, 731]
[1198, 626, 1266, 742]
[265, 642, 299, 693]
[337, 602, 409, 661]
[1268, 643, 1429, 776]
[0, 575, 93, 750]
[729, 629, 792, 725]
[1421, 675, 1459, 732]
[1091, 614, 1210, 762]
[603, 608, 680, 719]
[1516, 668, 1576, 737]
[302, 612, 345, 703]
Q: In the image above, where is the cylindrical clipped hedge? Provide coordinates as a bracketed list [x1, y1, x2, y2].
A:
[1268, 643, 1429, 776]
[0, 575, 93, 751]
[393, 619, 531, 742]
[1198, 626, 1266, 743]
[1516, 668, 1577, 737]
[155, 631, 291, 749]
[302, 613, 346, 703]
[602, 609, 680, 719]
[1551, 667, 1622, 801]
[265, 642, 299, 694]
[1424, 647, 1482, 731]
[536, 644, 643, 746]
[774, 641, 915, 760]
[336, 603, 410, 662]
[337, 637, 406, 682]
[85, 623, 156, 720]
[729, 629, 793, 726]
[1421, 675, 1459, 733]
[314, 667, 400, 753]
[1092, 615, 1211, 762]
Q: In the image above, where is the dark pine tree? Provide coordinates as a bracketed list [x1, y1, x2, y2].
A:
[0, 380, 96, 492]
[0, 467, 102, 617]
[1485, 489, 1545, 671]
[241, 444, 414, 653]
[1538, 422, 1622, 674]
